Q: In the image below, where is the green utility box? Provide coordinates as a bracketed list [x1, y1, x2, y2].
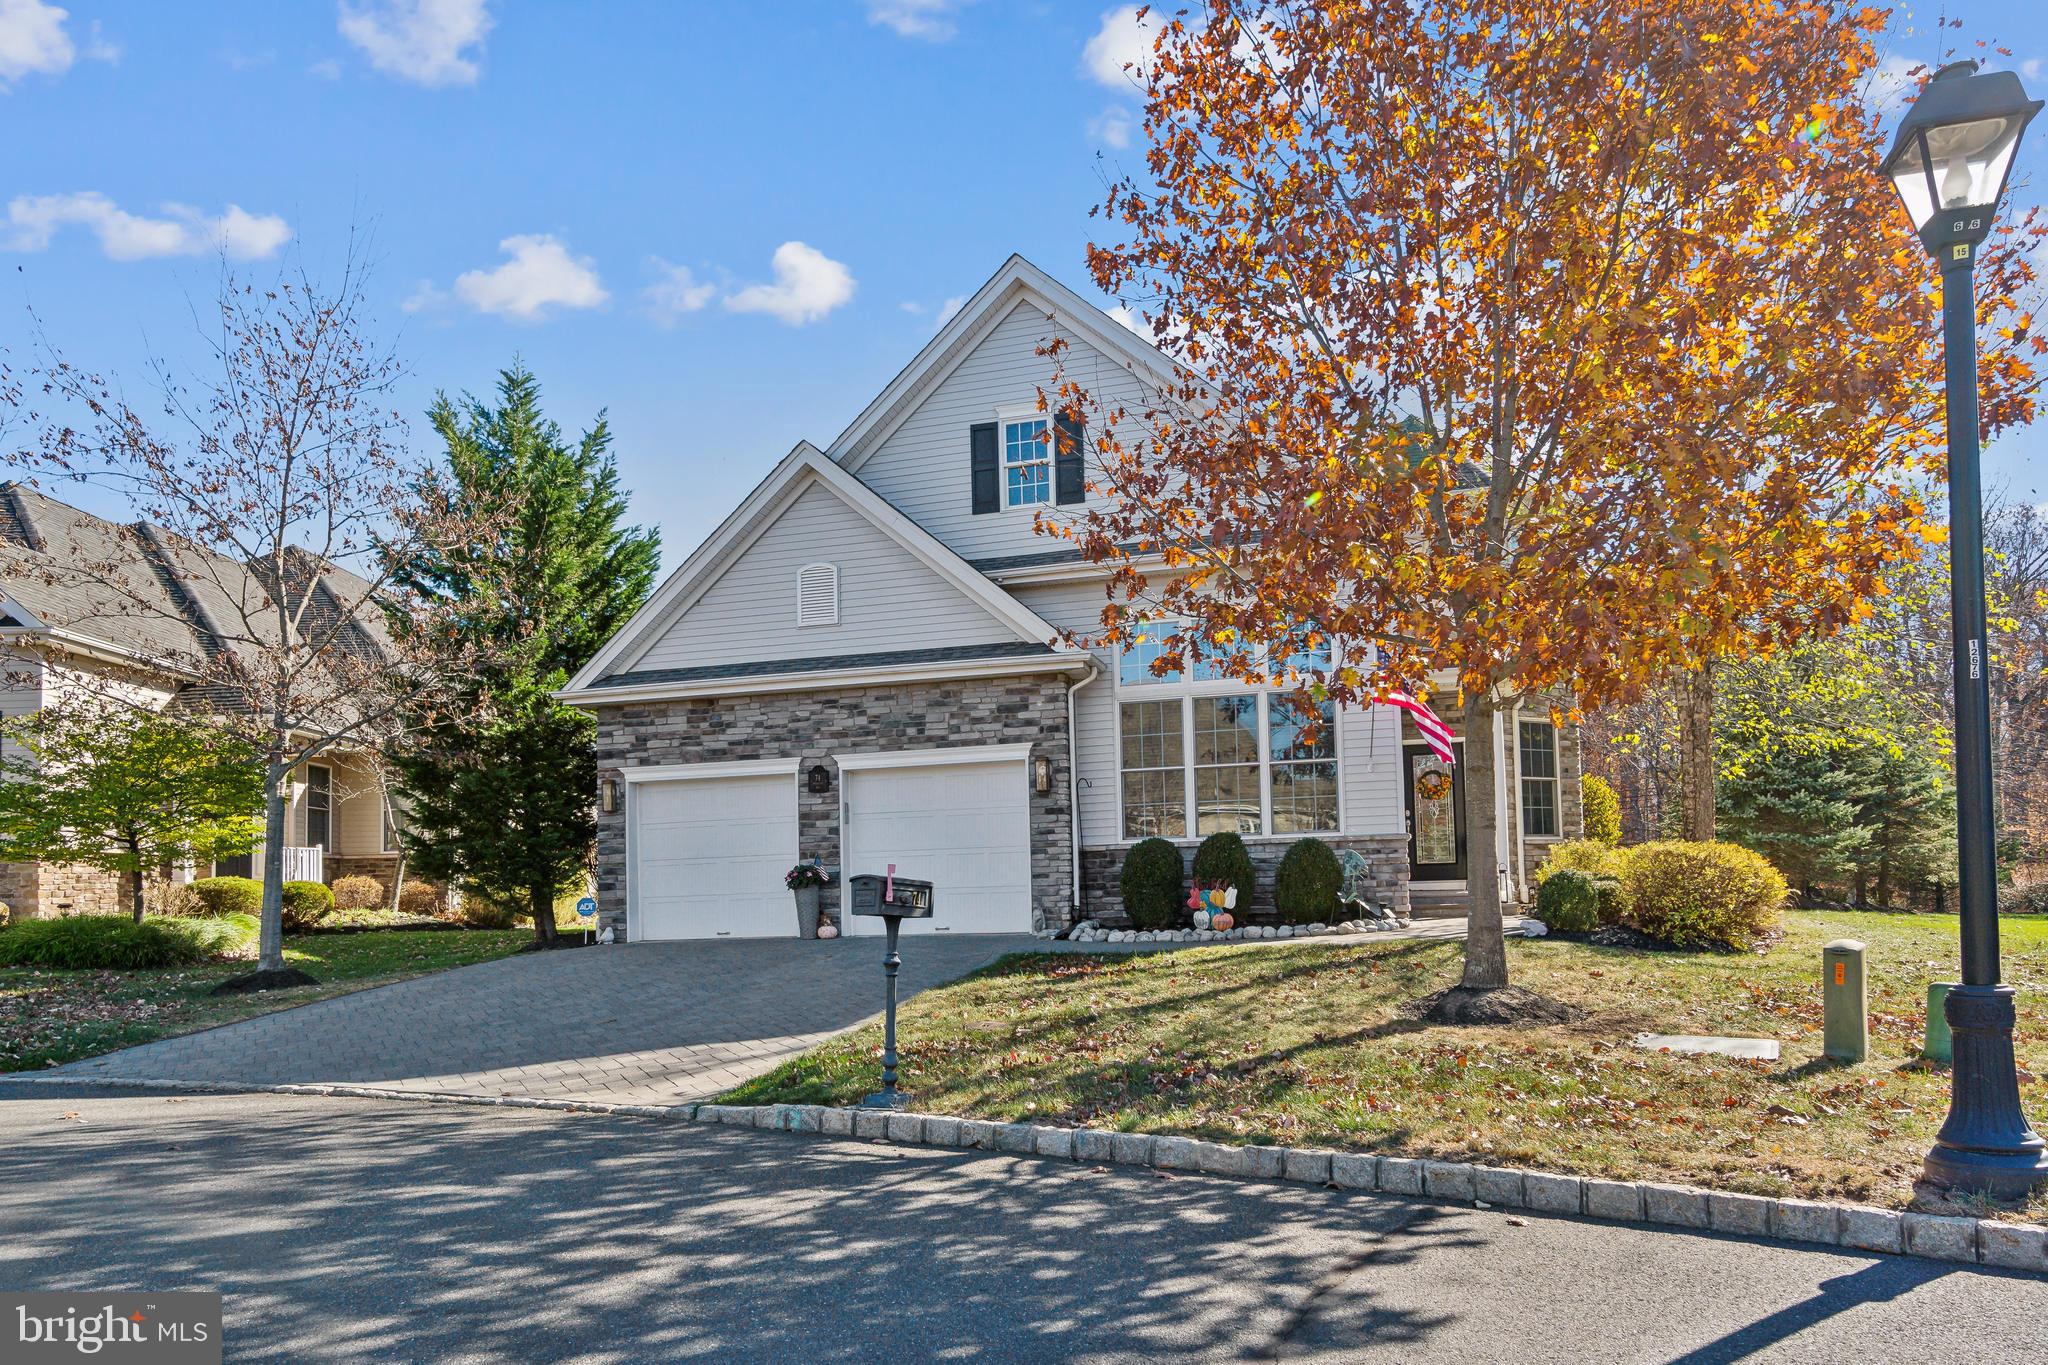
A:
[1925, 981, 1957, 1063]
[1822, 939, 1869, 1064]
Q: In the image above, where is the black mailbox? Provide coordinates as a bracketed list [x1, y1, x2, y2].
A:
[848, 873, 934, 918]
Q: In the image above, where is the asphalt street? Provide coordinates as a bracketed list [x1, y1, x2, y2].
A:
[2, 1083, 2042, 1363]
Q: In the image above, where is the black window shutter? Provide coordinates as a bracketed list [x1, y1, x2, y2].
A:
[1054, 412, 1086, 505]
[970, 422, 999, 514]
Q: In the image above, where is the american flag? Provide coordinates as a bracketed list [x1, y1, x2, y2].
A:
[1379, 692, 1457, 764]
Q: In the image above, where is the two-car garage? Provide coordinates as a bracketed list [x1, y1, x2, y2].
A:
[623, 745, 1036, 941]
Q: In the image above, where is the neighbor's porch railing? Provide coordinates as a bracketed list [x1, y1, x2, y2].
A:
[243, 843, 325, 884]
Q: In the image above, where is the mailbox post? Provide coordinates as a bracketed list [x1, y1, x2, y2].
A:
[848, 865, 934, 1110]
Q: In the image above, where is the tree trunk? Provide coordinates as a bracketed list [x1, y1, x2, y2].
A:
[257, 756, 290, 972]
[1677, 662, 1717, 841]
[530, 883, 557, 946]
[126, 833, 144, 923]
[1460, 690, 1510, 991]
[389, 848, 408, 913]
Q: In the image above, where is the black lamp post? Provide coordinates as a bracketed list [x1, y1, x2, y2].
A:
[1879, 59, 2048, 1199]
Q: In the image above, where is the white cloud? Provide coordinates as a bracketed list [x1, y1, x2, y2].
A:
[449, 234, 607, 320]
[2023, 58, 2043, 82]
[1869, 53, 1925, 112]
[1082, 4, 1157, 90]
[0, 0, 114, 88]
[641, 258, 715, 326]
[309, 57, 342, 80]
[401, 278, 448, 314]
[4, 192, 290, 260]
[724, 241, 855, 325]
[338, 0, 491, 87]
[933, 294, 966, 328]
[866, 0, 968, 41]
[1087, 104, 1134, 148]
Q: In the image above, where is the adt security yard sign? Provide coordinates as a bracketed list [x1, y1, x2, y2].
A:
[576, 897, 597, 920]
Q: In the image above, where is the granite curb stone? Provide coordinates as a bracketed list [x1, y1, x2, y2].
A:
[1841, 1207, 1905, 1255]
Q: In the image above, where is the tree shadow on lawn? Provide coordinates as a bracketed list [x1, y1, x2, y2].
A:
[4, 1092, 1480, 1362]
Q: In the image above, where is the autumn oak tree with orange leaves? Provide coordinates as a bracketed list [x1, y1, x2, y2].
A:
[1049, 1, 2044, 1010]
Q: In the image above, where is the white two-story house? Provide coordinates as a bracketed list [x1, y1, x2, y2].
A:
[561, 256, 1582, 941]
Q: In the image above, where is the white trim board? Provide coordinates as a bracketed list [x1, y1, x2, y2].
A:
[832, 743, 1034, 773]
[563, 442, 1067, 692]
[619, 758, 802, 783]
[561, 650, 1094, 708]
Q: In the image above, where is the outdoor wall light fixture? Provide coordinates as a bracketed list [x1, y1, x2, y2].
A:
[1880, 59, 2048, 1198]
[600, 776, 619, 815]
[807, 764, 833, 794]
[1033, 755, 1052, 795]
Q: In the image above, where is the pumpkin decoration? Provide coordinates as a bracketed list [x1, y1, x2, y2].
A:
[1187, 885, 1206, 911]
[1211, 911, 1234, 933]
[1192, 909, 1211, 930]
[817, 923, 839, 939]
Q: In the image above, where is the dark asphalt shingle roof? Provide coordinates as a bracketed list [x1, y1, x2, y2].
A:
[594, 640, 1060, 690]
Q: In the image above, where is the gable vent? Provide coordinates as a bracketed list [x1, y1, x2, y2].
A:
[797, 562, 840, 627]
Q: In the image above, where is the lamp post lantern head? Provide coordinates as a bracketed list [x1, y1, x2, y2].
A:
[1881, 60, 2041, 256]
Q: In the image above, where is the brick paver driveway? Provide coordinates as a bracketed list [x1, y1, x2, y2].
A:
[46, 936, 1040, 1105]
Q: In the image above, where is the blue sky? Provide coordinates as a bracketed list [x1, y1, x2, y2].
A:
[4, 1, 2045, 568]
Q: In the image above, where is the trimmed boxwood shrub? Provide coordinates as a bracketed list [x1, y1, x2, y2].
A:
[1120, 837, 1185, 929]
[330, 874, 384, 911]
[1191, 831, 1256, 910]
[280, 880, 336, 932]
[1620, 840, 1787, 951]
[188, 876, 263, 917]
[0, 912, 257, 969]
[1535, 869, 1601, 933]
[1274, 837, 1342, 924]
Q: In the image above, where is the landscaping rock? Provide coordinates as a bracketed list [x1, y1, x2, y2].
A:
[1977, 1220, 2048, 1273]
[1769, 1199, 1841, 1245]
[1473, 1166, 1526, 1209]
[1330, 1154, 1380, 1190]
[1901, 1213, 1978, 1264]
[1424, 1161, 1478, 1203]
[1375, 1156, 1423, 1195]
[1641, 1183, 1711, 1229]
[1073, 1129, 1115, 1163]
[1108, 1131, 1155, 1166]
[922, 1116, 960, 1146]
[1840, 1207, 1903, 1255]
[1707, 1191, 1773, 1237]
[885, 1113, 924, 1144]
[1523, 1172, 1584, 1216]
[1584, 1180, 1644, 1222]
[1033, 1127, 1075, 1159]
[1632, 1033, 1781, 1062]
[994, 1122, 1036, 1154]
[1152, 1136, 1199, 1170]
[1283, 1149, 1333, 1185]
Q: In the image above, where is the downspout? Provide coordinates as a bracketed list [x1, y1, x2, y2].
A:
[1067, 661, 1101, 915]
[1511, 697, 1528, 905]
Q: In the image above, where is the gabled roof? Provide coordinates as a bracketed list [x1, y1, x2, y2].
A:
[828, 254, 1183, 474]
[562, 442, 1081, 699]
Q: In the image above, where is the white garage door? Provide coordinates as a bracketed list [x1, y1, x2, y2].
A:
[841, 750, 1033, 935]
[629, 768, 797, 940]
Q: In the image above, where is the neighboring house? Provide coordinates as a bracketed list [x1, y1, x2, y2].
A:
[560, 255, 1583, 942]
[0, 484, 405, 918]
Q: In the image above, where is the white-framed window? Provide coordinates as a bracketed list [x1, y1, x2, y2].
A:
[305, 763, 332, 851]
[1114, 624, 1341, 839]
[797, 562, 839, 627]
[1002, 416, 1051, 508]
[1519, 720, 1559, 838]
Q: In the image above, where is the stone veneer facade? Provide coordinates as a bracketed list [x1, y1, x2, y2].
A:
[591, 673, 1075, 938]
[0, 859, 129, 919]
[1083, 834, 1412, 929]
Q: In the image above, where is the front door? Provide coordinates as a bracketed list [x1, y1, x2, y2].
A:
[1403, 743, 1467, 881]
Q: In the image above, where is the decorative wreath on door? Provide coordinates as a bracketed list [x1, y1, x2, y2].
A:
[1415, 769, 1453, 801]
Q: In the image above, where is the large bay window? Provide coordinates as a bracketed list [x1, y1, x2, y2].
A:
[1116, 621, 1341, 840]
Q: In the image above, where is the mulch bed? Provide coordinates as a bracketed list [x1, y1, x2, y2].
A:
[1413, 984, 1584, 1026]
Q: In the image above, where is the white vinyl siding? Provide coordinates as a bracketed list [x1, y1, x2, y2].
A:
[853, 301, 1154, 562]
[626, 480, 1020, 674]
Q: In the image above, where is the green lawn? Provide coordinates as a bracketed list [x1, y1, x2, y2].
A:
[0, 928, 533, 1072]
[730, 910, 2048, 1215]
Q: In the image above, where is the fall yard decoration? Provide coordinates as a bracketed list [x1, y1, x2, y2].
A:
[1048, 0, 2044, 1019]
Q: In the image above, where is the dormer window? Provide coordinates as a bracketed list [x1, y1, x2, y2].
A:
[797, 562, 839, 627]
[970, 407, 1086, 515]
